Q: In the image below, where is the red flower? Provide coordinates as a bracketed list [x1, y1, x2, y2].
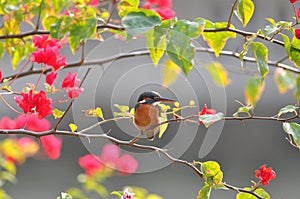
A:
[255, 164, 276, 186]
[290, 0, 298, 3]
[67, 87, 83, 100]
[79, 144, 138, 176]
[295, 29, 300, 40]
[45, 72, 57, 86]
[118, 154, 139, 176]
[79, 154, 103, 176]
[40, 135, 62, 160]
[15, 114, 50, 132]
[15, 90, 53, 119]
[85, 0, 99, 7]
[17, 137, 39, 157]
[154, 8, 175, 20]
[62, 72, 83, 99]
[142, 0, 175, 20]
[0, 69, 2, 83]
[0, 116, 17, 129]
[30, 35, 66, 71]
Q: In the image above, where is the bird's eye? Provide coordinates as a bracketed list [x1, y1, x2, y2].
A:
[154, 96, 159, 100]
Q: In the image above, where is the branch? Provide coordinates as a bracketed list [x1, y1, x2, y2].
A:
[0, 128, 265, 199]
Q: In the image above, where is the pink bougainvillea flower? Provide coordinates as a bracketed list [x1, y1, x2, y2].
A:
[45, 72, 58, 86]
[0, 116, 17, 129]
[62, 72, 83, 99]
[154, 8, 175, 20]
[85, 0, 99, 7]
[100, 144, 120, 168]
[79, 154, 103, 176]
[255, 164, 276, 186]
[143, 0, 175, 20]
[15, 90, 53, 119]
[15, 114, 50, 132]
[40, 135, 62, 160]
[295, 29, 300, 40]
[0, 69, 2, 83]
[290, 0, 298, 3]
[31, 35, 66, 71]
[122, 188, 135, 199]
[79, 144, 138, 176]
[118, 154, 139, 175]
[62, 72, 76, 88]
[67, 87, 83, 100]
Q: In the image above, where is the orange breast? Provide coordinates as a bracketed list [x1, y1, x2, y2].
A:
[134, 104, 159, 131]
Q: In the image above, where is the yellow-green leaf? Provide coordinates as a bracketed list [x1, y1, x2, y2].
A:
[53, 108, 65, 119]
[189, 99, 195, 106]
[252, 42, 269, 79]
[295, 75, 300, 103]
[162, 59, 181, 87]
[278, 105, 297, 118]
[158, 113, 168, 138]
[206, 62, 230, 87]
[236, 0, 255, 27]
[114, 104, 129, 113]
[82, 107, 104, 120]
[200, 161, 223, 187]
[236, 187, 270, 199]
[274, 68, 295, 94]
[146, 29, 166, 65]
[69, 123, 77, 132]
[244, 77, 264, 107]
[197, 183, 211, 199]
[202, 20, 236, 57]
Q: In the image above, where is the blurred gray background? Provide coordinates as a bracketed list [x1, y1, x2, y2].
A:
[2, 0, 299, 198]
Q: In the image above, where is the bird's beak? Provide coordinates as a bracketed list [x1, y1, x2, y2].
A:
[158, 97, 176, 103]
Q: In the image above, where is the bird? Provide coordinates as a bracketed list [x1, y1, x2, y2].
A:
[133, 91, 175, 141]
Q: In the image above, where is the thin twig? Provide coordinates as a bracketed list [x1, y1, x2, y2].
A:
[227, 0, 239, 28]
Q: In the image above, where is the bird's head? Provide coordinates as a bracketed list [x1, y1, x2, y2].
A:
[137, 91, 175, 105]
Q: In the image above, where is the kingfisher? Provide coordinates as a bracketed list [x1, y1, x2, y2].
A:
[133, 91, 175, 141]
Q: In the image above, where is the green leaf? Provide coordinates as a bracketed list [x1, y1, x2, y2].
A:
[69, 123, 77, 132]
[288, 37, 300, 68]
[244, 77, 264, 107]
[118, 0, 140, 18]
[200, 161, 223, 187]
[233, 105, 252, 117]
[295, 75, 300, 103]
[202, 20, 236, 57]
[172, 18, 206, 39]
[162, 59, 181, 87]
[145, 28, 167, 65]
[236, 0, 255, 27]
[239, 32, 257, 64]
[42, 15, 58, 31]
[278, 105, 297, 118]
[236, 187, 270, 199]
[252, 42, 269, 79]
[282, 33, 291, 57]
[283, 122, 300, 147]
[199, 112, 224, 128]
[123, 10, 162, 40]
[53, 108, 65, 119]
[206, 62, 230, 87]
[69, 16, 97, 53]
[197, 183, 211, 199]
[263, 21, 292, 37]
[274, 68, 295, 94]
[82, 107, 104, 120]
[166, 37, 195, 75]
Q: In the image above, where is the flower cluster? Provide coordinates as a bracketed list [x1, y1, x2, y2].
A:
[255, 164, 276, 186]
[122, 188, 135, 199]
[30, 35, 66, 71]
[142, 0, 175, 20]
[62, 72, 83, 100]
[79, 144, 138, 177]
[15, 90, 53, 119]
[0, 114, 62, 160]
